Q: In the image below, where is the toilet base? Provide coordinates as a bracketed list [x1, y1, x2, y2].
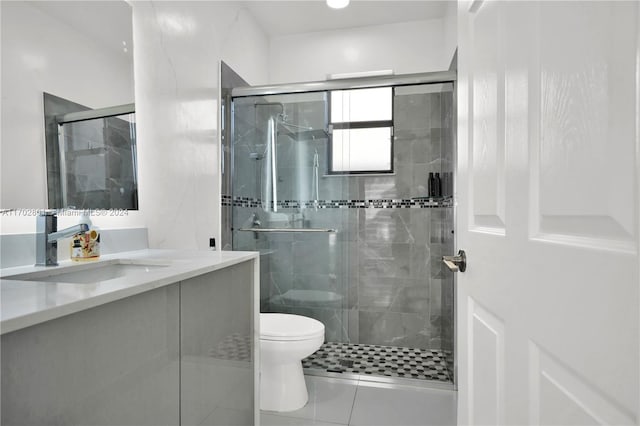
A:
[260, 360, 308, 412]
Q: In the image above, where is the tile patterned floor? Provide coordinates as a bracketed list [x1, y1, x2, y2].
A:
[303, 342, 452, 383]
[208, 333, 252, 362]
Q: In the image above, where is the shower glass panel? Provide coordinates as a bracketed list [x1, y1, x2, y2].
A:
[231, 81, 455, 385]
[232, 92, 351, 343]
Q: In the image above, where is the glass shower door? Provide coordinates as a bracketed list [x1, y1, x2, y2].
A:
[231, 92, 351, 343]
[230, 80, 455, 385]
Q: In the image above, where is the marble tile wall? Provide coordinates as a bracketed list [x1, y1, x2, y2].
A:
[230, 87, 454, 352]
[132, 1, 269, 251]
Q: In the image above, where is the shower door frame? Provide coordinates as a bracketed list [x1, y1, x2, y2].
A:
[231, 71, 456, 97]
[226, 70, 458, 390]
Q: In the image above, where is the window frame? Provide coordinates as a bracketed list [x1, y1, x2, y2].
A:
[327, 87, 395, 175]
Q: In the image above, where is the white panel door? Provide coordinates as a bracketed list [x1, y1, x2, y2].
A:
[456, 1, 639, 424]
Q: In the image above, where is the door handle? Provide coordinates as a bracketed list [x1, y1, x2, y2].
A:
[442, 250, 466, 272]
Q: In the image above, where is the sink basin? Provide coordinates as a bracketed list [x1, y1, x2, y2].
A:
[5, 259, 171, 284]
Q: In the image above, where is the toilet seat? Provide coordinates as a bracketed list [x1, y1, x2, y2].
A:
[261, 313, 324, 341]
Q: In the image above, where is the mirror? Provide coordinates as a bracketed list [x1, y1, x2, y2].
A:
[43, 94, 138, 210]
[0, 1, 135, 210]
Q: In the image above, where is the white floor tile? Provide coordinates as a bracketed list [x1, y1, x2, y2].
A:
[201, 406, 253, 425]
[261, 413, 347, 426]
[349, 382, 456, 426]
[262, 376, 358, 425]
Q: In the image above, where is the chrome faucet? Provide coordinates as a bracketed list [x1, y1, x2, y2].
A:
[35, 211, 89, 266]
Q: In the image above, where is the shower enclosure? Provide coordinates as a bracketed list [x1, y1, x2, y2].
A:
[226, 72, 455, 386]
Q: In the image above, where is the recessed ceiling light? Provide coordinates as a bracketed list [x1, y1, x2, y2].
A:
[327, 0, 349, 9]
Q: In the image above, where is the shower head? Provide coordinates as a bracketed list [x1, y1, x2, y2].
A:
[252, 102, 329, 141]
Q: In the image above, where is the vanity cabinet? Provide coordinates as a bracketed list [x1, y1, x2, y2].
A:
[180, 262, 255, 426]
[1, 259, 257, 426]
[1, 284, 181, 425]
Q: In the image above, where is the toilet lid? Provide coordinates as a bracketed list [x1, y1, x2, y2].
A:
[260, 313, 325, 341]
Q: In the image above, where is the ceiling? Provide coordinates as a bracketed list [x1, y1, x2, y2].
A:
[27, 1, 448, 52]
[241, 1, 450, 36]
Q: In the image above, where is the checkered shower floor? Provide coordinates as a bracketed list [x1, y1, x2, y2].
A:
[302, 342, 452, 383]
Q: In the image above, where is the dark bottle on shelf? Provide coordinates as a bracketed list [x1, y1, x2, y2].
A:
[428, 172, 436, 197]
[442, 172, 449, 198]
[434, 173, 442, 198]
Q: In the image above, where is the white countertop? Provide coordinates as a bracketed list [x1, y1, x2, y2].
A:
[0, 249, 259, 335]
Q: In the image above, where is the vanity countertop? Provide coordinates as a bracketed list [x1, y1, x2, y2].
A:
[0, 249, 258, 335]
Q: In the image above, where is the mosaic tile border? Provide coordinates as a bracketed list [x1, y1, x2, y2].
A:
[303, 342, 452, 383]
[222, 195, 452, 209]
[221, 194, 233, 207]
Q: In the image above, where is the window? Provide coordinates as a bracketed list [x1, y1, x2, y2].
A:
[329, 87, 393, 174]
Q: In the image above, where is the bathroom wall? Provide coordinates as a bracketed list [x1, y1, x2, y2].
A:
[121, 2, 269, 250]
[268, 18, 455, 84]
[0, 1, 268, 248]
[443, 0, 458, 69]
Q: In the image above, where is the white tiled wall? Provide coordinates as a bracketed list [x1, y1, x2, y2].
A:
[132, 2, 269, 250]
[268, 18, 455, 84]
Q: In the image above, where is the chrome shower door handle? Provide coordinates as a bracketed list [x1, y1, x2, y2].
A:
[442, 250, 467, 273]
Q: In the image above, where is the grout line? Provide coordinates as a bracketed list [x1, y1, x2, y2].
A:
[261, 412, 348, 426]
[347, 377, 360, 426]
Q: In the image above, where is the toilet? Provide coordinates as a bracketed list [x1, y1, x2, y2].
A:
[260, 313, 325, 412]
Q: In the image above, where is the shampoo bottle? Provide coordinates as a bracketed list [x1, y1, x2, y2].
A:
[434, 173, 442, 198]
[428, 172, 436, 197]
